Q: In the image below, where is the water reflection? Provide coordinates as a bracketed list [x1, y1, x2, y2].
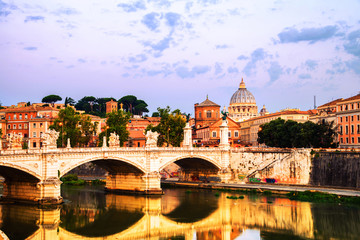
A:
[0, 186, 359, 239]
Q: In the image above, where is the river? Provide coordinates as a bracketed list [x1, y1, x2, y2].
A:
[0, 185, 359, 239]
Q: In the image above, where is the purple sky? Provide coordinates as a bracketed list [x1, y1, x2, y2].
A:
[1, 0, 360, 115]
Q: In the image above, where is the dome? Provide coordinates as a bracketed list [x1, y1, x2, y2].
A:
[229, 78, 256, 105]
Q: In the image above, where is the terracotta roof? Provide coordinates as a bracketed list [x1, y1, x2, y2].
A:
[0, 105, 58, 113]
[197, 98, 220, 107]
[337, 93, 360, 103]
[318, 98, 343, 108]
[242, 110, 312, 123]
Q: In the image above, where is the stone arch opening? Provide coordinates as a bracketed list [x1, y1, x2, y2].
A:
[160, 156, 221, 182]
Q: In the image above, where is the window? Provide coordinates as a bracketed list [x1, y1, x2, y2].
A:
[7, 124, 10, 129]
[19, 114, 22, 120]
[234, 131, 239, 138]
[340, 138, 343, 143]
[340, 117, 343, 122]
[199, 112, 202, 118]
[19, 124, 22, 129]
[24, 124, 28, 129]
[212, 131, 217, 138]
[33, 142, 36, 148]
[358, 137, 360, 144]
[24, 134, 28, 138]
[358, 115, 360, 121]
[346, 137, 349, 143]
[346, 126, 348, 134]
[14, 114, 17, 120]
[25, 114, 28, 119]
[137, 142, 140, 147]
[13, 124, 16, 129]
[8, 116, 10, 120]
[351, 137, 354, 143]
[207, 111, 212, 118]
[340, 126, 343, 134]
[33, 123, 36, 128]
[358, 125, 360, 134]
[351, 125, 354, 134]
[33, 132, 36, 138]
[40, 132, 43, 137]
[40, 123, 43, 127]
[346, 116, 348, 122]
[351, 116, 354, 122]
[228, 131, 231, 138]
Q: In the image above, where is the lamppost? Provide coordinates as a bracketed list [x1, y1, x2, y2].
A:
[59, 122, 64, 147]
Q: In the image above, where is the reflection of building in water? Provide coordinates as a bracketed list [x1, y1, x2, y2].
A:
[4, 190, 360, 240]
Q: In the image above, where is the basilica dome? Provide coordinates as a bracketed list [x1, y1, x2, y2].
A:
[229, 78, 256, 104]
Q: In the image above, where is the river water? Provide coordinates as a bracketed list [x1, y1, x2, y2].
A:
[0, 185, 360, 240]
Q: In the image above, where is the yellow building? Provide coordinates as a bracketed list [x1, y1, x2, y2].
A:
[228, 78, 258, 122]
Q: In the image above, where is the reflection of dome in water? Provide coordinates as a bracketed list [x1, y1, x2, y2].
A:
[229, 79, 256, 104]
[228, 78, 259, 122]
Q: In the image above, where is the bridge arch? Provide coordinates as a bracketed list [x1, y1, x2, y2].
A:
[0, 162, 41, 181]
[159, 154, 222, 172]
[59, 156, 146, 177]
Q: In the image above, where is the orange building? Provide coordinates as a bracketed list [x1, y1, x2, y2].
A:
[336, 94, 360, 148]
[194, 97, 221, 129]
[106, 100, 118, 113]
[195, 117, 241, 147]
[125, 117, 161, 147]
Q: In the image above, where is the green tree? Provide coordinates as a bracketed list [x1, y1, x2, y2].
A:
[49, 107, 96, 147]
[145, 106, 186, 147]
[151, 112, 160, 117]
[64, 97, 76, 107]
[133, 99, 149, 115]
[98, 110, 131, 147]
[42, 95, 62, 106]
[118, 95, 137, 113]
[258, 118, 337, 148]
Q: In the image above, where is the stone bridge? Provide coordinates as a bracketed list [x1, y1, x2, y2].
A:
[0, 121, 312, 204]
[0, 145, 231, 203]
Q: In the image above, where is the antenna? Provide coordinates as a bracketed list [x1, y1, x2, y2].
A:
[314, 95, 316, 109]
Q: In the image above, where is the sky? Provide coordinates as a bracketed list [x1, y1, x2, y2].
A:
[1, 0, 360, 115]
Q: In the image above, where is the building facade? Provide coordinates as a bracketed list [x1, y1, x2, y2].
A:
[194, 97, 221, 129]
[336, 94, 360, 148]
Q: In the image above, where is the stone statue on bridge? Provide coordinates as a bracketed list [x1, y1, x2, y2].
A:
[145, 130, 159, 148]
[6, 133, 23, 149]
[41, 129, 60, 149]
[108, 132, 120, 147]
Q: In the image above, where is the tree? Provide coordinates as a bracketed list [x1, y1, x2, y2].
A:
[118, 95, 137, 113]
[258, 118, 338, 148]
[98, 110, 131, 147]
[42, 95, 62, 106]
[64, 97, 76, 107]
[49, 107, 96, 147]
[145, 106, 186, 147]
[152, 112, 160, 117]
[133, 100, 149, 115]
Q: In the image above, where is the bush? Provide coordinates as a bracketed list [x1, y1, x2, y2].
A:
[60, 174, 78, 182]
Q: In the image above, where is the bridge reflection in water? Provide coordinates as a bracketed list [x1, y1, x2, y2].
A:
[1, 187, 360, 240]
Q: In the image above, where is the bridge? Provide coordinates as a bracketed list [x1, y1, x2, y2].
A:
[0, 121, 311, 204]
[0, 122, 235, 204]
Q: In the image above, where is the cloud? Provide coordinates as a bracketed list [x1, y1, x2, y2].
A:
[267, 61, 283, 82]
[0, 0, 11, 16]
[165, 12, 181, 27]
[346, 59, 360, 74]
[237, 55, 248, 60]
[176, 65, 211, 78]
[198, 0, 220, 6]
[216, 44, 229, 49]
[128, 54, 147, 63]
[148, 0, 171, 8]
[214, 62, 223, 75]
[24, 16, 44, 23]
[23, 47, 37, 51]
[141, 12, 160, 31]
[117, 1, 146, 12]
[343, 29, 360, 57]
[278, 25, 338, 44]
[298, 73, 311, 79]
[53, 7, 79, 15]
[305, 60, 318, 70]
[144, 36, 172, 52]
[243, 48, 267, 76]
[147, 70, 163, 76]
[227, 66, 238, 73]
[78, 58, 86, 63]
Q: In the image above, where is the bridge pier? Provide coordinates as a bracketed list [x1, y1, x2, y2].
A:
[105, 172, 162, 195]
[2, 178, 62, 204]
